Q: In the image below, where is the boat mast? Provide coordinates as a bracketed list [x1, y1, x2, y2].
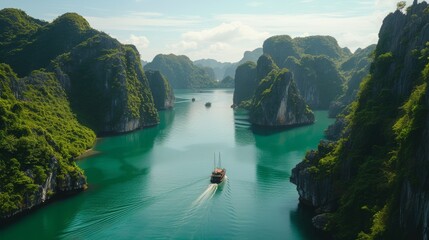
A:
[214, 152, 216, 170]
[219, 152, 221, 168]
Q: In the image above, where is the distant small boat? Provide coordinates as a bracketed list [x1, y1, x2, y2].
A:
[205, 102, 211, 107]
[210, 153, 226, 184]
[192, 98, 195, 102]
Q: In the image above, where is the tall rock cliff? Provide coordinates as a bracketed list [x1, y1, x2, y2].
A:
[249, 69, 315, 127]
[0, 9, 160, 135]
[284, 55, 345, 109]
[231, 35, 348, 110]
[144, 54, 217, 89]
[146, 70, 175, 110]
[53, 34, 159, 134]
[0, 64, 95, 222]
[291, 2, 429, 239]
[329, 45, 376, 117]
[233, 61, 258, 106]
[0, 9, 166, 221]
[223, 48, 262, 79]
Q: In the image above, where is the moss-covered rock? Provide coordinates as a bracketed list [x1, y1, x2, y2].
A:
[0, 64, 95, 221]
[53, 34, 159, 134]
[329, 44, 376, 117]
[291, 2, 429, 239]
[284, 55, 345, 109]
[223, 48, 263, 79]
[146, 70, 175, 110]
[144, 54, 217, 89]
[233, 61, 257, 106]
[0, 9, 162, 221]
[249, 69, 314, 127]
[0, 9, 160, 135]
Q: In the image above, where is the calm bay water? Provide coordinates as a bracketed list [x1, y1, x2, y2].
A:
[1, 89, 334, 240]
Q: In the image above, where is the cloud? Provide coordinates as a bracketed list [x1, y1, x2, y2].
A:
[182, 21, 268, 42]
[166, 22, 269, 62]
[120, 34, 150, 58]
[127, 34, 150, 49]
[213, 13, 386, 52]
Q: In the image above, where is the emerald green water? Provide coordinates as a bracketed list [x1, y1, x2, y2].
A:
[1, 89, 334, 239]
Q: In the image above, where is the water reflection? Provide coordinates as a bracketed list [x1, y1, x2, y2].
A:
[233, 108, 255, 146]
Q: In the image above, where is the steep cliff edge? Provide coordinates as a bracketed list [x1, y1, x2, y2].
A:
[284, 55, 344, 109]
[53, 34, 159, 134]
[144, 54, 216, 89]
[0, 9, 165, 222]
[0, 64, 95, 222]
[291, 2, 429, 239]
[329, 45, 376, 117]
[233, 61, 257, 106]
[0, 9, 160, 135]
[249, 69, 314, 127]
[146, 70, 175, 110]
[233, 35, 347, 110]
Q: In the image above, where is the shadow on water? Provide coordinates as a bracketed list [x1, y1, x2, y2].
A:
[233, 109, 256, 146]
[289, 203, 332, 240]
[251, 122, 316, 136]
[0, 192, 85, 239]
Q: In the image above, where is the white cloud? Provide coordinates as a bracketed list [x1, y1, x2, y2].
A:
[127, 34, 150, 49]
[119, 34, 150, 58]
[182, 21, 268, 42]
[166, 22, 269, 62]
[213, 13, 386, 52]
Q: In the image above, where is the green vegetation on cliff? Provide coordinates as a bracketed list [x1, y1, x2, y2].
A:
[54, 34, 159, 134]
[291, 2, 429, 239]
[263, 35, 351, 68]
[0, 11, 96, 77]
[329, 45, 376, 117]
[0, 8, 46, 44]
[284, 55, 345, 109]
[249, 68, 314, 126]
[146, 70, 175, 110]
[144, 54, 217, 89]
[233, 61, 257, 106]
[0, 9, 160, 135]
[0, 9, 166, 220]
[234, 35, 351, 110]
[0, 64, 95, 219]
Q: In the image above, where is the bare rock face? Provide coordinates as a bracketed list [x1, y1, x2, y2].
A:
[290, 140, 336, 211]
[249, 69, 314, 127]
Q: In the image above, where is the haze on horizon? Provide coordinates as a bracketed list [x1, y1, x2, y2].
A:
[0, 0, 415, 62]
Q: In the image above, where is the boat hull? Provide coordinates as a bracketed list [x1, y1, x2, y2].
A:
[210, 168, 226, 183]
[210, 175, 224, 184]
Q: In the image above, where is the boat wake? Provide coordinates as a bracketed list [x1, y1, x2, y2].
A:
[192, 176, 228, 207]
[192, 184, 218, 207]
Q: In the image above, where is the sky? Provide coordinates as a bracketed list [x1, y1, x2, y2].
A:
[0, 0, 416, 63]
